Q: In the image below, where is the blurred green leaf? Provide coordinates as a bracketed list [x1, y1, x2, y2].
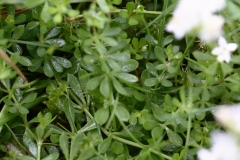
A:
[98, 137, 112, 154]
[59, 133, 69, 160]
[115, 104, 130, 122]
[95, 107, 109, 125]
[12, 25, 24, 39]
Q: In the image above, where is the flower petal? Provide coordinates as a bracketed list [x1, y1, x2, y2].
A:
[226, 43, 238, 52]
[218, 36, 227, 46]
[211, 47, 222, 55]
[197, 149, 215, 160]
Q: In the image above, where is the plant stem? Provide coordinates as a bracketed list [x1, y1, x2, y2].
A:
[37, 141, 42, 160]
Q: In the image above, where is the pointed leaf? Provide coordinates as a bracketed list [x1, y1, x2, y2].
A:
[59, 133, 69, 160]
[100, 77, 111, 98]
[86, 76, 104, 90]
[115, 73, 138, 83]
[112, 77, 128, 95]
[21, 93, 37, 104]
[12, 25, 25, 39]
[95, 107, 109, 125]
[115, 104, 130, 122]
[98, 137, 112, 154]
[63, 99, 76, 132]
[45, 27, 62, 40]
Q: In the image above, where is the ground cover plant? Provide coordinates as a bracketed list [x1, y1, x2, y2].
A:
[0, 0, 240, 159]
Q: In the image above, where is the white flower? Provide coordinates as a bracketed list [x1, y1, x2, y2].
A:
[214, 105, 240, 133]
[165, 14, 199, 39]
[198, 15, 224, 43]
[166, 0, 226, 43]
[211, 36, 238, 63]
[198, 131, 240, 160]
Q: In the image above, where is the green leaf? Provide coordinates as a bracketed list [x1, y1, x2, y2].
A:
[193, 51, 215, 62]
[68, 74, 86, 104]
[78, 68, 90, 92]
[120, 59, 138, 73]
[43, 60, 54, 77]
[26, 21, 39, 30]
[63, 99, 76, 132]
[86, 76, 104, 90]
[146, 63, 158, 76]
[77, 147, 95, 160]
[119, 10, 129, 18]
[144, 78, 158, 87]
[161, 79, 173, 87]
[37, 47, 46, 57]
[18, 56, 33, 66]
[24, 0, 45, 8]
[96, 0, 110, 12]
[205, 62, 218, 75]
[41, 2, 51, 23]
[18, 106, 29, 114]
[129, 17, 138, 25]
[115, 73, 138, 83]
[115, 104, 130, 122]
[111, 141, 124, 154]
[59, 133, 69, 160]
[133, 90, 145, 101]
[112, 0, 122, 5]
[108, 52, 130, 62]
[132, 38, 138, 49]
[143, 120, 159, 130]
[15, 14, 26, 24]
[101, 37, 118, 46]
[138, 38, 146, 48]
[45, 39, 66, 47]
[154, 46, 165, 62]
[151, 103, 169, 122]
[100, 77, 111, 98]
[221, 62, 233, 76]
[36, 125, 44, 139]
[70, 132, 85, 160]
[95, 107, 109, 125]
[202, 89, 210, 101]
[28, 58, 43, 72]
[126, 2, 135, 14]
[107, 58, 121, 71]
[101, 27, 122, 36]
[112, 77, 128, 95]
[77, 28, 92, 39]
[166, 128, 183, 147]
[21, 93, 37, 104]
[45, 27, 62, 40]
[98, 137, 112, 154]
[52, 56, 72, 68]
[23, 130, 38, 157]
[51, 58, 63, 72]
[78, 120, 96, 133]
[17, 156, 35, 160]
[12, 25, 25, 39]
[152, 127, 164, 140]
[42, 152, 59, 160]
[7, 107, 17, 113]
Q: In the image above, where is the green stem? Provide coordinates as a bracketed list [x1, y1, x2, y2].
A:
[174, 36, 196, 87]
[37, 141, 42, 160]
[158, 0, 168, 47]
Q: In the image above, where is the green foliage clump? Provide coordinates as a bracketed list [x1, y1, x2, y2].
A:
[0, 0, 239, 160]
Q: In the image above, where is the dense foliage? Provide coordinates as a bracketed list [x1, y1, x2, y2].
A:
[0, 0, 240, 160]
